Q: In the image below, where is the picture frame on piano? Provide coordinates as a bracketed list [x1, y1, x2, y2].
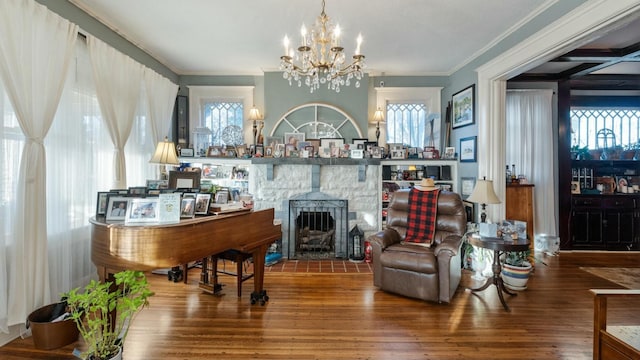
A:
[194, 193, 211, 215]
[180, 197, 196, 218]
[169, 170, 201, 190]
[105, 196, 130, 221]
[125, 197, 160, 224]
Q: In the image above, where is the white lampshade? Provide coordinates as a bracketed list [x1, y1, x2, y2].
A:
[149, 136, 179, 165]
[248, 106, 262, 121]
[372, 107, 385, 123]
[467, 179, 501, 205]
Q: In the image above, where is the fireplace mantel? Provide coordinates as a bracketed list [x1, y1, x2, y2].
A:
[251, 158, 380, 181]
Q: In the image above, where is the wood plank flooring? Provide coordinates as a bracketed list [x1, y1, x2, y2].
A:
[1, 251, 639, 360]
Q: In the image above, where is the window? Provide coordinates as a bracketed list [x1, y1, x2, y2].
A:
[571, 108, 640, 149]
[203, 101, 244, 146]
[375, 87, 442, 149]
[188, 86, 254, 149]
[386, 102, 428, 147]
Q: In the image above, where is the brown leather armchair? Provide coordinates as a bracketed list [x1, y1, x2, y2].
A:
[368, 189, 467, 303]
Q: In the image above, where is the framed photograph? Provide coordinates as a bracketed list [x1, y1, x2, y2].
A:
[459, 136, 477, 163]
[391, 149, 406, 159]
[265, 136, 282, 147]
[179, 148, 194, 157]
[283, 143, 293, 157]
[320, 138, 345, 151]
[207, 146, 223, 157]
[443, 147, 456, 159]
[236, 145, 247, 158]
[463, 200, 475, 223]
[255, 144, 264, 157]
[158, 193, 181, 223]
[224, 146, 236, 158]
[146, 179, 168, 190]
[264, 146, 273, 157]
[105, 196, 130, 221]
[168, 170, 201, 190]
[307, 139, 321, 152]
[352, 138, 368, 150]
[350, 149, 364, 159]
[96, 191, 111, 217]
[215, 189, 229, 204]
[285, 132, 305, 149]
[194, 193, 212, 215]
[125, 197, 160, 223]
[128, 186, 147, 195]
[461, 177, 476, 198]
[180, 197, 196, 218]
[372, 146, 384, 159]
[452, 84, 475, 129]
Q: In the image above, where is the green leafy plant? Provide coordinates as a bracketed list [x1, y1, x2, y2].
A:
[503, 250, 531, 267]
[64, 270, 154, 360]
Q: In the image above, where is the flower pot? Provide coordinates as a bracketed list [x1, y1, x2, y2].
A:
[501, 262, 532, 290]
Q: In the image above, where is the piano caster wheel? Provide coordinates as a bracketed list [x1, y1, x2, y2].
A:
[251, 290, 268, 306]
[167, 267, 183, 283]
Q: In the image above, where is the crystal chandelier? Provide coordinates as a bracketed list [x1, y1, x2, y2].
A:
[279, 0, 366, 93]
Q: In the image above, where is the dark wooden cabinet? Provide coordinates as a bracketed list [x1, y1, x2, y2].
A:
[570, 195, 639, 250]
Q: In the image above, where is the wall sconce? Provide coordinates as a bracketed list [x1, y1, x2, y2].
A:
[372, 107, 385, 145]
[466, 177, 501, 223]
[248, 106, 263, 147]
[149, 136, 180, 180]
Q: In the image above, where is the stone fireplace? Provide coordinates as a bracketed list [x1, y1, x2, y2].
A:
[250, 159, 381, 259]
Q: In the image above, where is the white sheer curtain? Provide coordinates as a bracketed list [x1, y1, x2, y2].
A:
[45, 38, 113, 300]
[88, 36, 144, 189]
[124, 88, 157, 188]
[506, 89, 556, 237]
[144, 69, 179, 180]
[0, 0, 77, 329]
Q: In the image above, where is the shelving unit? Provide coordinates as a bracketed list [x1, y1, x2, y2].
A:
[379, 159, 458, 229]
[569, 159, 640, 250]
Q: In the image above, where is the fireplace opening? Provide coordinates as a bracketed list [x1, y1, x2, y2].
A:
[296, 211, 335, 253]
[288, 198, 348, 259]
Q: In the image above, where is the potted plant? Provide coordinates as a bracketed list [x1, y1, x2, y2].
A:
[64, 270, 154, 360]
[501, 250, 532, 291]
[571, 145, 591, 160]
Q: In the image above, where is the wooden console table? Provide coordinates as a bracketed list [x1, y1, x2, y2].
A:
[89, 208, 281, 305]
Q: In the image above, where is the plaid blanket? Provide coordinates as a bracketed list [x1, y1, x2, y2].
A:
[404, 188, 440, 246]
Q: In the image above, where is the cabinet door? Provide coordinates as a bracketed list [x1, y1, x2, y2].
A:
[603, 210, 635, 250]
[571, 209, 603, 248]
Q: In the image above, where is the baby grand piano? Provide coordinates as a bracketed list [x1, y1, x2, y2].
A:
[90, 208, 281, 305]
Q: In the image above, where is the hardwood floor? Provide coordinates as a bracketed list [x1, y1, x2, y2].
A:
[2, 252, 639, 359]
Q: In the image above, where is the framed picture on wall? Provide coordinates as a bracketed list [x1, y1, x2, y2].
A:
[452, 84, 475, 129]
[459, 136, 477, 162]
[461, 177, 476, 198]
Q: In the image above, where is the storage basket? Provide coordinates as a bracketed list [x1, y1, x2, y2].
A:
[27, 302, 79, 350]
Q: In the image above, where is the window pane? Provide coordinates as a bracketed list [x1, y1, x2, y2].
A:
[203, 101, 244, 146]
[571, 108, 640, 149]
[385, 102, 427, 147]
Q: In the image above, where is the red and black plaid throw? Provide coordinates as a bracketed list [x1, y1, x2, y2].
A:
[404, 188, 440, 246]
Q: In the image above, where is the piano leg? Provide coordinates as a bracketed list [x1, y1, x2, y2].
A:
[250, 244, 270, 306]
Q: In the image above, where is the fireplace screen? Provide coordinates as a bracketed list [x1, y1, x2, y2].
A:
[288, 199, 348, 259]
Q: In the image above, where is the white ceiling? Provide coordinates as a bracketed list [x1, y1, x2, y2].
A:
[69, 0, 551, 76]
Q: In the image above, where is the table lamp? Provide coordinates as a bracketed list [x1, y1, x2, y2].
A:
[149, 136, 180, 180]
[372, 107, 385, 145]
[248, 106, 263, 147]
[466, 177, 501, 223]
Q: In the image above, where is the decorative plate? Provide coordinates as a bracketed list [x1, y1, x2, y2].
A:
[221, 125, 243, 145]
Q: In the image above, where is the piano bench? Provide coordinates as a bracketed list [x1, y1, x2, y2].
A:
[216, 250, 254, 297]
